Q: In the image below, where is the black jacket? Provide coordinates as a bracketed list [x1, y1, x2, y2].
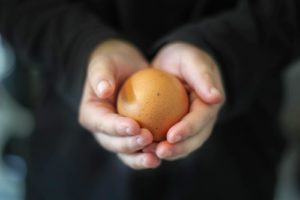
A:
[0, 0, 300, 200]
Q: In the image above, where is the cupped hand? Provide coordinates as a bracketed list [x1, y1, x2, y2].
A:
[152, 42, 225, 161]
[79, 39, 161, 169]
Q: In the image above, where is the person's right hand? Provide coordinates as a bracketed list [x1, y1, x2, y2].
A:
[79, 39, 161, 169]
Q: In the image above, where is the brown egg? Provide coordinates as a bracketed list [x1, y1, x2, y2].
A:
[117, 68, 189, 142]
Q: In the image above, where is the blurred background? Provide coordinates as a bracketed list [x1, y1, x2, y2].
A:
[0, 34, 299, 200]
[0, 35, 36, 200]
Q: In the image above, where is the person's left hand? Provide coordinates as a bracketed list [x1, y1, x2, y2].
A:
[151, 42, 225, 160]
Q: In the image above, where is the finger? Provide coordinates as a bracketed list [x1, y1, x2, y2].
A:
[94, 129, 153, 153]
[182, 53, 224, 105]
[79, 96, 140, 136]
[156, 123, 214, 160]
[153, 45, 225, 105]
[118, 152, 161, 170]
[88, 57, 116, 98]
[142, 143, 158, 153]
[166, 95, 218, 143]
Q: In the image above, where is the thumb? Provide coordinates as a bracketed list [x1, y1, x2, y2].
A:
[181, 48, 225, 105]
[152, 48, 224, 105]
[88, 58, 116, 99]
[187, 68, 224, 105]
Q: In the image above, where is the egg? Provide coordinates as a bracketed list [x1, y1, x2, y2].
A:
[117, 68, 189, 142]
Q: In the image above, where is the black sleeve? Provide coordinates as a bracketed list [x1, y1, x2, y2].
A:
[152, 0, 300, 121]
[0, 0, 120, 111]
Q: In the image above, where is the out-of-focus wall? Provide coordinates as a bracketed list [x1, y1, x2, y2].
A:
[275, 60, 300, 200]
[280, 61, 300, 141]
[0, 35, 34, 200]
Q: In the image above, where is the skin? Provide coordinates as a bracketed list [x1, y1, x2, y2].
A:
[79, 39, 225, 169]
[152, 42, 225, 160]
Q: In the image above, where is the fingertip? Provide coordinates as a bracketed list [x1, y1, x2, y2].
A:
[88, 58, 116, 98]
[156, 141, 173, 159]
[168, 134, 182, 144]
[197, 86, 223, 105]
[140, 128, 154, 145]
[167, 127, 180, 144]
[96, 80, 115, 98]
[143, 153, 161, 168]
[208, 87, 224, 104]
[167, 121, 188, 143]
[142, 143, 158, 153]
[141, 128, 153, 136]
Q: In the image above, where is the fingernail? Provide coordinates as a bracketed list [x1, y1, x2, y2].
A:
[209, 87, 220, 97]
[119, 125, 134, 136]
[172, 135, 182, 143]
[117, 122, 132, 136]
[136, 136, 147, 146]
[97, 80, 110, 96]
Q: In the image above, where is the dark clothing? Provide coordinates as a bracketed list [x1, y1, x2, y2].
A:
[1, 0, 300, 199]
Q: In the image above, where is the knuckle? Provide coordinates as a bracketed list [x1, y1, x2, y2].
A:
[129, 137, 144, 152]
[181, 120, 194, 137]
[119, 140, 135, 153]
[95, 121, 106, 133]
